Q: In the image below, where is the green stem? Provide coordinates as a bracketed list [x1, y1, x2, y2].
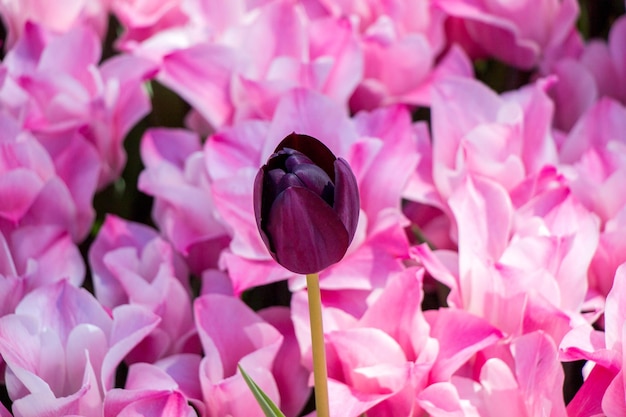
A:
[306, 272, 330, 417]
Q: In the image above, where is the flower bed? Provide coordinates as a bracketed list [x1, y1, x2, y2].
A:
[0, 0, 624, 416]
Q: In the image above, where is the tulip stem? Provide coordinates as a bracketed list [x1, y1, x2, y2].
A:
[306, 272, 330, 417]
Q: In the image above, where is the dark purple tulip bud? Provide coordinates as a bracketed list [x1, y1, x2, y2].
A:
[254, 133, 360, 274]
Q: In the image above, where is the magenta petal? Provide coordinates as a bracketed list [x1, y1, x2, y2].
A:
[267, 187, 349, 274]
[333, 158, 360, 242]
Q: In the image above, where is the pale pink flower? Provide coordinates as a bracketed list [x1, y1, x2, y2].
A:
[429, 76, 558, 201]
[103, 388, 197, 417]
[0, 114, 92, 241]
[0, 22, 156, 194]
[0, 226, 84, 317]
[88, 215, 198, 361]
[559, 98, 626, 224]
[414, 172, 599, 342]
[0, 280, 160, 417]
[438, 0, 581, 69]
[0, 0, 109, 49]
[138, 128, 231, 275]
[121, 354, 204, 415]
[194, 293, 284, 417]
[291, 268, 435, 416]
[122, 1, 362, 130]
[111, 0, 188, 49]
[590, 208, 626, 300]
[409, 77, 603, 338]
[0, 225, 85, 379]
[557, 98, 626, 298]
[259, 307, 311, 417]
[547, 57, 598, 132]
[112, 0, 269, 51]
[548, 15, 626, 131]
[560, 263, 626, 416]
[419, 331, 567, 417]
[304, 0, 473, 111]
[291, 267, 501, 416]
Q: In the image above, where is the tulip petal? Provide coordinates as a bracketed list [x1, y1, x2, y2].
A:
[253, 169, 272, 253]
[334, 158, 360, 242]
[267, 187, 349, 274]
[274, 133, 336, 179]
[292, 164, 334, 205]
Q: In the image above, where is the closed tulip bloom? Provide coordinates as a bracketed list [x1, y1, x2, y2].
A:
[254, 133, 359, 274]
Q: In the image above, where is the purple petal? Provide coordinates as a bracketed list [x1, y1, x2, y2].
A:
[253, 168, 272, 254]
[277, 172, 305, 194]
[266, 187, 349, 274]
[284, 152, 314, 171]
[333, 158, 360, 243]
[292, 164, 334, 205]
[274, 133, 336, 179]
[253, 169, 264, 226]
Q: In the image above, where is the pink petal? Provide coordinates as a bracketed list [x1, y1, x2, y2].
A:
[0, 170, 44, 223]
[264, 89, 358, 159]
[449, 175, 513, 267]
[566, 364, 617, 417]
[158, 44, 237, 128]
[194, 294, 282, 381]
[604, 263, 626, 351]
[512, 332, 567, 416]
[102, 305, 161, 391]
[140, 128, 201, 171]
[259, 306, 311, 417]
[360, 267, 429, 360]
[425, 308, 502, 382]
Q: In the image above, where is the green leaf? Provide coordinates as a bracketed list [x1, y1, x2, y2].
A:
[238, 364, 286, 417]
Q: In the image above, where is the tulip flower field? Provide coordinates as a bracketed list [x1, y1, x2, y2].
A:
[0, 0, 625, 416]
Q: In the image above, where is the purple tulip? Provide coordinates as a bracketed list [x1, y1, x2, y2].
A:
[254, 133, 360, 274]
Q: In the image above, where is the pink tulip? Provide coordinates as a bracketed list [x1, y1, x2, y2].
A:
[430, 76, 558, 200]
[0, 280, 160, 417]
[121, 1, 362, 130]
[0, 0, 108, 49]
[590, 209, 626, 299]
[559, 98, 626, 224]
[138, 128, 231, 275]
[414, 172, 599, 342]
[419, 332, 567, 417]
[291, 266, 503, 416]
[89, 215, 198, 361]
[194, 293, 284, 417]
[120, 354, 206, 414]
[111, 0, 188, 49]
[0, 115, 90, 241]
[438, 0, 581, 69]
[557, 98, 626, 298]
[547, 15, 626, 131]
[0, 226, 84, 317]
[547, 58, 598, 132]
[561, 263, 626, 415]
[292, 268, 435, 416]
[103, 389, 197, 417]
[0, 22, 155, 199]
